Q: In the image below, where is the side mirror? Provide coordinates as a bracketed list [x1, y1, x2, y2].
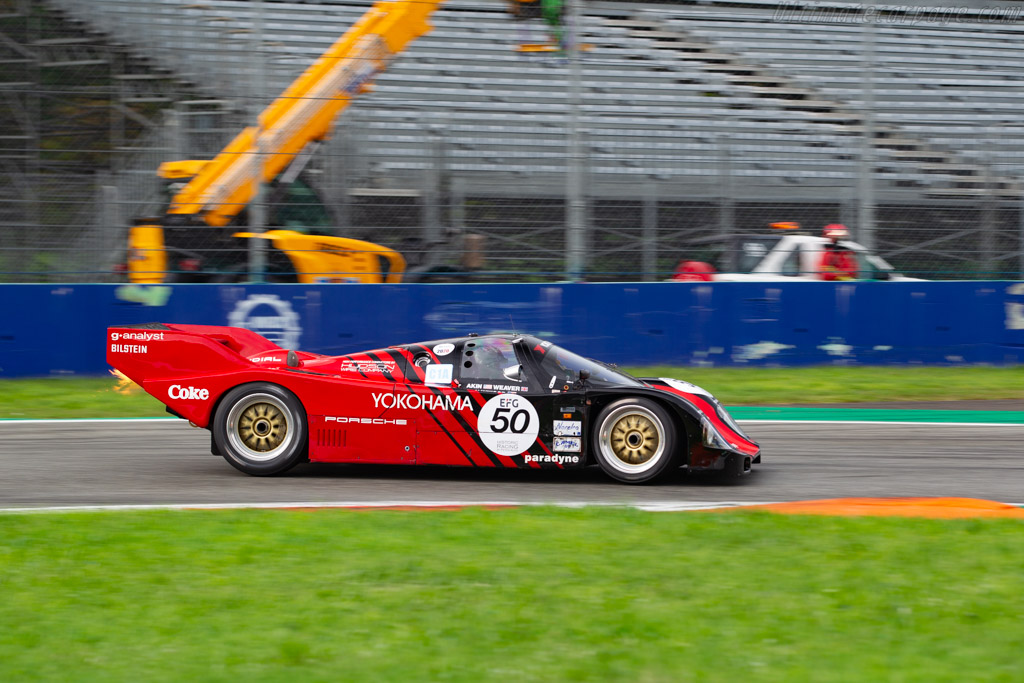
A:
[502, 364, 524, 381]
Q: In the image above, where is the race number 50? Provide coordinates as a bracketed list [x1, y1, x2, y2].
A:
[477, 394, 539, 456]
[490, 406, 530, 434]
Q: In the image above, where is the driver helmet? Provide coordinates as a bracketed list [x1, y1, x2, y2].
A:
[822, 224, 849, 242]
[477, 337, 511, 370]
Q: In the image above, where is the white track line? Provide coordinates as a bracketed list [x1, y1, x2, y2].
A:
[3, 500, 1021, 514]
[0, 501, 776, 514]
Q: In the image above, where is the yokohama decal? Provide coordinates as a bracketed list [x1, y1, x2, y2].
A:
[372, 392, 471, 411]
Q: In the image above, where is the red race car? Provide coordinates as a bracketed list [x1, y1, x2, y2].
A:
[107, 324, 760, 483]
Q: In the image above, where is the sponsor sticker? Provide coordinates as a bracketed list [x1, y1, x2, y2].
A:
[425, 364, 453, 386]
[524, 453, 579, 465]
[553, 420, 581, 437]
[110, 331, 164, 343]
[341, 360, 396, 374]
[477, 393, 539, 456]
[372, 391, 471, 412]
[167, 384, 209, 400]
[325, 417, 407, 425]
[432, 343, 455, 356]
[110, 344, 147, 354]
[465, 383, 526, 393]
[250, 356, 280, 363]
[553, 436, 582, 453]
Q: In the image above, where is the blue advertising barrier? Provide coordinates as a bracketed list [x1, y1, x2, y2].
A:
[1, 281, 1023, 377]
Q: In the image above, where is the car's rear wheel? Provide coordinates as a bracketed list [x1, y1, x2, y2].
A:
[213, 383, 307, 476]
[593, 398, 678, 483]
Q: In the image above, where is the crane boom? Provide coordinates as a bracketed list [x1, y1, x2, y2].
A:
[166, 0, 442, 226]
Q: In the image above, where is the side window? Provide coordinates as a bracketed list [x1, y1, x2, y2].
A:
[739, 241, 768, 273]
[855, 251, 878, 279]
[779, 245, 801, 276]
[460, 338, 526, 384]
[270, 178, 332, 230]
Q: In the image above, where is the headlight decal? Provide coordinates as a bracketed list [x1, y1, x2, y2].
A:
[701, 416, 732, 450]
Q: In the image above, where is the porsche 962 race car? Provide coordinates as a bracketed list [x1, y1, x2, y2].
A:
[107, 324, 760, 483]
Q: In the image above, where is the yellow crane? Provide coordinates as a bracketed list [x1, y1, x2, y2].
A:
[128, 0, 442, 284]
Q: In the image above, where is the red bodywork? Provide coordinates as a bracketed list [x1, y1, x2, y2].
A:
[648, 380, 760, 470]
[107, 323, 760, 472]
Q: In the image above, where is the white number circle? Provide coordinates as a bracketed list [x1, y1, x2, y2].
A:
[433, 343, 455, 356]
[477, 393, 539, 456]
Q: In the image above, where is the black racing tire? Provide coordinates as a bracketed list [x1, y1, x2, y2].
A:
[213, 382, 308, 476]
[593, 398, 678, 484]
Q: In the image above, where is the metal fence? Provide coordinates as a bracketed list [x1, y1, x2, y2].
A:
[1, 0, 1023, 283]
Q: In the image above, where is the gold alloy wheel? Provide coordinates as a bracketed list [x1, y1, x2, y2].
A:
[237, 402, 287, 452]
[597, 403, 668, 476]
[609, 413, 660, 465]
[225, 392, 296, 463]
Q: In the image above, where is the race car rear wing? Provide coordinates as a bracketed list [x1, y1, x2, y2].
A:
[106, 322, 297, 427]
[106, 323, 278, 385]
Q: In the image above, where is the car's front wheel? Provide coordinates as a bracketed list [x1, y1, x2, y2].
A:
[593, 398, 678, 483]
[213, 382, 308, 476]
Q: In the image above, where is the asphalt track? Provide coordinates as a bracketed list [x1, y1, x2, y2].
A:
[2, 419, 1022, 509]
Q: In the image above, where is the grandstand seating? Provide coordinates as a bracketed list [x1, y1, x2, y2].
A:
[47, 0, 1024, 199]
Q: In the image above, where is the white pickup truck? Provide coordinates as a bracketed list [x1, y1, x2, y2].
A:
[671, 232, 920, 282]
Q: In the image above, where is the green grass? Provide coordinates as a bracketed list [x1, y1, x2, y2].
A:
[0, 377, 167, 419]
[624, 365, 1024, 405]
[3, 365, 1023, 419]
[0, 507, 1021, 681]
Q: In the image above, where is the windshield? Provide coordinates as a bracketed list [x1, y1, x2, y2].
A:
[688, 235, 781, 274]
[270, 178, 332, 229]
[841, 241, 896, 279]
[737, 238, 776, 273]
[533, 341, 643, 388]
